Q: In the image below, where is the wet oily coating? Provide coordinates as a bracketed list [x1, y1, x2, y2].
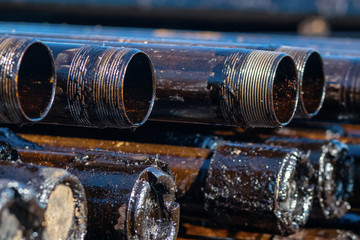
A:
[201, 142, 314, 235]
[266, 137, 354, 220]
[14, 132, 313, 235]
[0, 160, 87, 240]
[0, 23, 324, 119]
[0, 179, 44, 240]
[0, 31, 298, 127]
[42, 42, 155, 129]
[17, 148, 180, 240]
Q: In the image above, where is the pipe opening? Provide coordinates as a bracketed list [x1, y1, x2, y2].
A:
[301, 52, 325, 116]
[123, 52, 155, 125]
[18, 42, 55, 121]
[273, 56, 298, 125]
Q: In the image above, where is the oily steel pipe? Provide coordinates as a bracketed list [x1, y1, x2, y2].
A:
[0, 160, 87, 240]
[17, 148, 180, 240]
[12, 23, 360, 121]
[265, 137, 354, 220]
[42, 42, 155, 129]
[129, 124, 355, 220]
[0, 24, 324, 119]
[0, 36, 55, 123]
[1, 35, 299, 128]
[0, 179, 45, 240]
[14, 133, 314, 235]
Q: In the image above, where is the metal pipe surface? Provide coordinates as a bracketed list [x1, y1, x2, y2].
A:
[0, 24, 324, 119]
[265, 137, 354, 220]
[0, 36, 55, 123]
[0, 160, 87, 240]
[13, 133, 314, 235]
[43, 42, 155, 129]
[0, 32, 299, 128]
[17, 148, 180, 240]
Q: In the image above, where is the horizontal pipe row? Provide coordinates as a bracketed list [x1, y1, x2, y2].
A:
[0, 126, 357, 237]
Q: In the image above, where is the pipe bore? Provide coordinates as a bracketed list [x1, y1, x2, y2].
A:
[17, 42, 55, 121]
[272, 56, 298, 125]
[300, 52, 325, 117]
[123, 51, 155, 126]
[0, 37, 55, 123]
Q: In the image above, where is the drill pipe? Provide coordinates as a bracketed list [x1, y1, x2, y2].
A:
[265, 137, 354, 220]
[14, 134, 314, 235]
[1, 34, 299, 128]
[12, 23, 360, 121]
[0, 24, 323, 119]
[17, 148, 180, 240]
[112, 123, 354, 220]
[0, 36, 55, 123]
[0, 160, 87, 240]
[0, 179, 45, 240]
[42, 42, 155, 129]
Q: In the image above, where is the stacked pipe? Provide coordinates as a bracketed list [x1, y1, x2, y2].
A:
[1, 20, 360, 240]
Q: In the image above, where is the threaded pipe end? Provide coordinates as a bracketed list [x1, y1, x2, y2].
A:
[221, 50, 298, 128]
[277, 47, 325, 119]
[68, 45, 155, 129]
[0, 36, 55, 123]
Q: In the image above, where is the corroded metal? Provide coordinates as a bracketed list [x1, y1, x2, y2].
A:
[0, 159, 87, 240]
[0, 179, 44, 240]
[17, 148, 180, 240]
[0, 36, 55, 123]
[1, 31, 299, 127]
[43, 42, 155, 129]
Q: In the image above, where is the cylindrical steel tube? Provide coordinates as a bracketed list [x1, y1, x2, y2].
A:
[17, 149, 180, 240]
[1, 33, 299, 127]
[0, 36, 55, 123]
[202, 142, 313, 235]
[265, 137, 354, 220]
[42, 42, 155, 129]
[0, 23, 325, 119]
[0, 160, 87, 240]
[0, 179, 45, 240]
[13, 133, 313, 235]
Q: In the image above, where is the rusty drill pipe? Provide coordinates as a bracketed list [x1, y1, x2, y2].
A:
[13, 133, 313, 235]
[0, 24, 323, 119]
[17, 148, 180, 240]
[0, 36, 55, 123]
[265, 137, 354, 220]
[0, 33, 299, 127]
[0, 160, 87, 240]
[0, 179, 45, 240]
[42, 42, 155, 129]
